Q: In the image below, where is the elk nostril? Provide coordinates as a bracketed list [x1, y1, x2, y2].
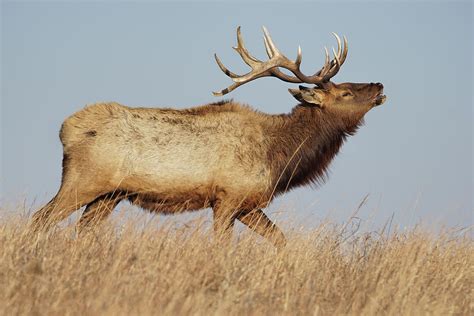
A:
[376, 83, 384, 88]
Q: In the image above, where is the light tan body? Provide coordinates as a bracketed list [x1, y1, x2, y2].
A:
[64, 102, 273, 210]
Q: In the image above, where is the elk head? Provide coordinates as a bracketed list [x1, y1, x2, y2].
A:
[213, 27, 386, 116]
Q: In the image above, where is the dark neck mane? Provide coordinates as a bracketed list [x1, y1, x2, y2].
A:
[267, 104, 364, 195]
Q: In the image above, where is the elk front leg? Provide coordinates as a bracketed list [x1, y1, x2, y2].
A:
[237, 209, 287, 249]
[77, 191, 124, 231]
[31, 158, 110, 232]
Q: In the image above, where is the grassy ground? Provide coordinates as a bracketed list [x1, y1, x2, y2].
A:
[0, 214, 472, 315]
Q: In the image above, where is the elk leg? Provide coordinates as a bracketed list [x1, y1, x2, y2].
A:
[31, 165, 108, 231]
[31, 188, 102, 231]
[77, 191, 124, 230]
[237, 209, 287, 249]
[212, 200, 237, 242]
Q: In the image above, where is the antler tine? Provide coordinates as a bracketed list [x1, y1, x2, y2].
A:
[332, 47, 341, 70]
[214, 54, 239, 78]
[263, 35, 274, 58]
[212, 81, 247, 96]
[240, 29, 260, 64]
[335, 48, 341, 64]
[333, 33, 342, 60]
[295, 45, 302, 66]
[234, 26, 260, 66]
[212, 70, 273, 96]
[340, 35, 348, 65]
[262, 26, 281, 57]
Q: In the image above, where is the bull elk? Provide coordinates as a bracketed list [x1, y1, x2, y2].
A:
[32, 27, 386, 247]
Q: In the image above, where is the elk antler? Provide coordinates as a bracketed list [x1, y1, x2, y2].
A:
[213, 26, 348, 96]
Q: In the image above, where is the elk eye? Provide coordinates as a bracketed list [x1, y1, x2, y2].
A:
[342, 92, 353, 97]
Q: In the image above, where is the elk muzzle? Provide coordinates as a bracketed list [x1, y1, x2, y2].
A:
[373, 83, 386, 106]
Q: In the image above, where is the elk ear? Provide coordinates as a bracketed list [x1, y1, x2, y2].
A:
[288, 86, 325, 107]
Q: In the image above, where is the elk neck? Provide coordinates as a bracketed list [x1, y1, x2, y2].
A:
[266, 104, 365, 194]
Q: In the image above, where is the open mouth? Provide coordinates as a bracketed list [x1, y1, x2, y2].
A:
[375, 94, 386, 105]
[374, 93, 387, 106]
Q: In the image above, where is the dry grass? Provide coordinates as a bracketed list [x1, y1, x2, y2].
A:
[0, 213, 472, 316]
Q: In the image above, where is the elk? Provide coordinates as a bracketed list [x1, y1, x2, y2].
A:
[32, 27, 386, 248]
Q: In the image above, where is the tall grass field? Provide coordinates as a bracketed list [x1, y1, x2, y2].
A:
[0, 212, 472, 315]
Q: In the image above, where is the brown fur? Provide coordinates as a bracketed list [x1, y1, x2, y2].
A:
[31, 82, 385, 248]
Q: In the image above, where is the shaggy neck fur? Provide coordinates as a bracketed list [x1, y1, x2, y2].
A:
[267, 104, 365, 195]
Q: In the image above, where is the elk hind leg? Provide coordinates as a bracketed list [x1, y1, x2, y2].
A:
[31, 187, 102, 232]
[31, 165, 107, 231]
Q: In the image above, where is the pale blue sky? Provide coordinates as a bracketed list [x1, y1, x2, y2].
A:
[1, 1, 472, 229]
